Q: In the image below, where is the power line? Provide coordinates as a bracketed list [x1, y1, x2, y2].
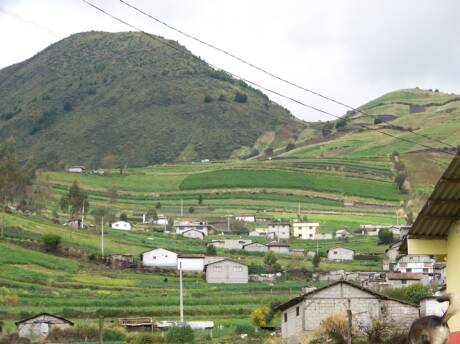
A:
[118, 0, 456, 149]
[81, 0, 455, 156]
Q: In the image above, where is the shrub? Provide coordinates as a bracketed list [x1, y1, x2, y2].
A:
[130, 333, 161, 344]
[285, 143, 296, 152]
[104, 327, 127, 341]
[384, 284, 431, 305]
[206, 244, 217, 256]
[374, 118, 383, 125]
[63, 102, 73, 112]
[235, 324, 255, 336]
[204, 95, 213, 103]
[319, 312, 353, 344]
[378, 228, 394, 245]
[251, 306, 269, 327]
[218, 94, 225, 101]
[165, 325, 194, 343]
[234, 92, 248, 103]
[120, 213, 128, 221]
[42, 233, 61, 252]
[335, 119, 347, 130]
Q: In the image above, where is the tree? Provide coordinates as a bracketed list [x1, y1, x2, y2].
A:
[285, 143, 296, 152]
[198, 194, 203, 205]
[59, 181, 89, 217]
[322, 122, 334, 137]
[155, 202, 162, 209]
[165, 325, 194, 343]
[188, 206, 195, 214]
[234, 92, 248, 103]
[263, 147, 274, 156]
[42, 233, 61, 252]
[251, 306, 269, 327]
[378, 228, 394, 245]
[206, 244, 217, 256]
[313, 253, 321, 269]
[335, 119, 347, 130]
[145, 208, 158, 223]
[264, 251, 277, 272]
[120, 213, 128, 221]
[28, 172, 52, 215]
[92, 207, 115, 226]
[230, 220, 248, 234]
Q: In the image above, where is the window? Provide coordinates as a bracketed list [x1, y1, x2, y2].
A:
[213, 266, 223, 272]
[407, 268, 412, 272]
[423, 268, 429, 273]
[333, 251, 338, 255]
[233, 266, 243, 272]
[284, 313, 288, 322]
[402, 280, 407, 285]
[296, 306, 300, 316]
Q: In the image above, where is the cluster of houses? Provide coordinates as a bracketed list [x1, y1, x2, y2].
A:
[107, 248, 249, 284]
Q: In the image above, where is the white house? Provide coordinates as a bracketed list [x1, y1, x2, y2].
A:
[182, 229, 206, 240]
[175, 221, 208, 236]
[111, 221, 132, 231]
[394, 255, 435, 275]
[68, 166, 85, 173]
[141, 248, 177, 269]
[292, 222, 319, 240]
[327, 247, 354, 261]
[177, 254, 205, 272]
[267, 241, 290, 255]
[156, 215, 169, 226]
[268, 222, 290, 240]
[207, 239, 251, 250]
[235, 215, 256, 223]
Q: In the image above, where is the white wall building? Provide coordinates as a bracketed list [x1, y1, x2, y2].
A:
[292, 222, 319, 240]
[335, 229, 352, 239]
[268, 222, 290, 240]
[235, 215, 256, 223]
[111, 221, 132, 231]
[141, 248, 177, 269]
[174, 221, 208, 236]
[177, 254, 205, 272]
[327, 247, 354, 261]
[68, 166, 85, 173]
[394, 255, 435, 275]
[182, 229, 206, 240]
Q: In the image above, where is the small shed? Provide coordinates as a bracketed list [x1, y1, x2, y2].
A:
[182, 229, 205, 240]
[177, 254, 205, 272]
[16, 313, 74, 338]
[205, 258, 248, 284]
[327, 247, 354, 261]
[107, 254, 135, 268]
[243, 242, 268, 252]
[68, 166, 85, 173]
[335, 229, 352, 239]
[111, 221, 132, 231]
[141, 248, 177, 269]
[267, 241, 290, 255]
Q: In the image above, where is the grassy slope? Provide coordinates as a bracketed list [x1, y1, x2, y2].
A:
[0, 31, 302, 167]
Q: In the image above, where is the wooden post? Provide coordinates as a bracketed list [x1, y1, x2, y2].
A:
[98, 316, 104, 344]
[347, 299, 352, 344]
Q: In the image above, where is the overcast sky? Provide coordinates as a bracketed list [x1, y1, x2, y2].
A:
[1, 0, 460, 121]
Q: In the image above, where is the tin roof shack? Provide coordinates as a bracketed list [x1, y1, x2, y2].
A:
[16, 313, 74, 338]
[277, 280, 419, 344]
[107, 254, 135, 268]
[327, 247, 354, 261]
[243, 242, 268, 253]
[205, 259, 248, 284]
[267, 241, 290, 255]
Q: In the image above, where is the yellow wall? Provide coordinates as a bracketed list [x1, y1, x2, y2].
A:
[407, 238, 447, 255]
[447, 222, 460, 331]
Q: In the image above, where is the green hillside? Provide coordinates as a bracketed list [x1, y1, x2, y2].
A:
[0, 31, 303, 167]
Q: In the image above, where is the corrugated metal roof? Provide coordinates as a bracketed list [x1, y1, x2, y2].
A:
[409, 150, 460, 237]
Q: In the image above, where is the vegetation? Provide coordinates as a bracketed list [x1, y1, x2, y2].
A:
[166, 325, 194, 343]
[384, 284, 432, 305]
[42, 233, 62, 252]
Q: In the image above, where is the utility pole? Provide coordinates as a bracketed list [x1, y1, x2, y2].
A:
[98, 316, 104, 344]
[179, 262, 184, 323]
[347, 299, 352, 344]
[1, 211, 4, 239]
[298, 202, 300, 218]
[81, 201, 85, 229]
[227, 214, 231, 232]
[101, 216, 104, 258]
[180, 199, 183, 217]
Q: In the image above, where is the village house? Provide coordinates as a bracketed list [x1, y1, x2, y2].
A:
[141, 248, 177, 269]
[16, 313, 74, 338]
[182, 229, 206, 240]
[394, 255, 435, 275]
[335, 229, 352, 239]
[66, 219, 82, 229]
[111, 221, 132, 231]
[142, 213, 168, 225]
[243, 242, 268, 253]
[327, 247, 354, 261]
[107, 254, 135, 268]
[235, 214, 256, 223]
[386, 272, 430, 288]
[400, 149, 460, 341]
[277, 280, 419, 344]
[267, 241, 290, 255]
[205, 258, 248, 284]
[207, 239, 252, 250]
[292, 222, 319, 239]
[204, 256, 227, 265]
[249, 229, 267, 237]
[174, 220, 208, 237]
[177, 254, 205, 272]
[267, 222, 290, 240]
[67, 166, 85, 173]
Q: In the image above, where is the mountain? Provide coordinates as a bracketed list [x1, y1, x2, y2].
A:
[0, 31, 303, 167]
